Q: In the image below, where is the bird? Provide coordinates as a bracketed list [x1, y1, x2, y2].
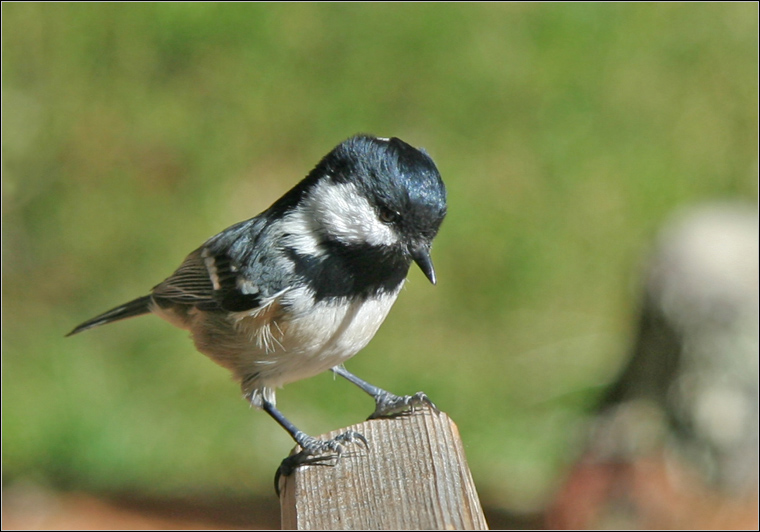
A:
[67, 134, 447, 477]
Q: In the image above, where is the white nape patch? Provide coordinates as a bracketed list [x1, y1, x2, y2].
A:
[376, 137, 391, 142]
[281, 179, 398, 253]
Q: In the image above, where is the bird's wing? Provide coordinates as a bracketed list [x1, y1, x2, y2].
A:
[151, 217, 289, 313]
[150, 247, 218, 309]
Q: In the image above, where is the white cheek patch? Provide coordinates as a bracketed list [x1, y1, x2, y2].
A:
[310, 180, 399, 246]
[281, 179, 399, 254]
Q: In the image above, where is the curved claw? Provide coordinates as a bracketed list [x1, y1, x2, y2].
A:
[274, 430, 369, 496]
[368, 391, 439, 420]
[299, 430, 368, 455]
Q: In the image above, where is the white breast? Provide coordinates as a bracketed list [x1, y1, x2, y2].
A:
[226, 286, 403, 406]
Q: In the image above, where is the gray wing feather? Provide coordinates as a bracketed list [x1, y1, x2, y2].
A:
[152, 248, 216, 306]
[151, 217, 292, 313]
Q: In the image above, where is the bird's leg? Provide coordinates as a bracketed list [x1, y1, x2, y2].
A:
[331, 365, 439, 419]
[263, 399, 367, 491]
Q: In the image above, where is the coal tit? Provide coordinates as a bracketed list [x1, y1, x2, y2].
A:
[68, 134, 447, 473]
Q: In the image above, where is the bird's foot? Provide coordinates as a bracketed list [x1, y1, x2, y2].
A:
[368, 390, 439, 419]
[275, 430, 368, 493]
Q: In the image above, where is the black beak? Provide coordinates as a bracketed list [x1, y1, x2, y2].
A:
[410, 245, 437, 285]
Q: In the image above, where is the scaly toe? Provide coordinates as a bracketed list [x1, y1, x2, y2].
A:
[369, 391, 439, 419]
[274, 430, 370, 494]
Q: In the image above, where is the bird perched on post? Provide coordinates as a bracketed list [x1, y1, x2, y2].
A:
[68, 134, 447, 474]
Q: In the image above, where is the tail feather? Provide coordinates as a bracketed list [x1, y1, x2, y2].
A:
[67, 295, 153, 336]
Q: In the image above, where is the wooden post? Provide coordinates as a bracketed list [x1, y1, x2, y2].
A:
[279, 408, 489, 530]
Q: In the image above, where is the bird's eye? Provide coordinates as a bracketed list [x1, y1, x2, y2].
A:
[379, 208, 399, 224]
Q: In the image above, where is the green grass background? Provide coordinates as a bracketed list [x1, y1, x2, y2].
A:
[2, 3, 757, 513]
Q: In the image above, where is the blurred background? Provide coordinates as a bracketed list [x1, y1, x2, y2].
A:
[2, 3, 757, 529]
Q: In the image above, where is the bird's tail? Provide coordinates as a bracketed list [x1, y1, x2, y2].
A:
[66, 295, 153, 336]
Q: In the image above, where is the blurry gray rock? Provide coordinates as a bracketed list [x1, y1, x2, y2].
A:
[549, 202, 758, 529]
[600, 202, 759, 492]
